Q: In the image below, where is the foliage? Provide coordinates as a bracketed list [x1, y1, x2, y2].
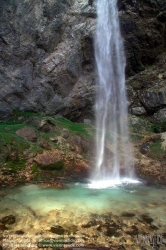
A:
[147, 141, 166, 160]
[150, 120, 166, 133]
[0, 122, 29, 151]
[6, 161, 25, 171]
[31, 165, 39, 173]
[54, 118, 93, 137]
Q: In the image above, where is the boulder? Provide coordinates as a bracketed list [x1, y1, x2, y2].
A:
[34, 150, 64, 170]
[50, 225, 65, 235]
[1, 215, 16, 225]
[16, 127, 37, 142]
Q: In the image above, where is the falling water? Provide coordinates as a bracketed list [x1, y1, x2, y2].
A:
[91, 0, 136, 187]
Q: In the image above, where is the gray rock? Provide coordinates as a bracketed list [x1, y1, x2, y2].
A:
[16, 127, 37, 142]
[0, 0, 166, 121]
[152, 108, 166, 123]
[83, 119, 92, 125]
[140, 144, 150, 154]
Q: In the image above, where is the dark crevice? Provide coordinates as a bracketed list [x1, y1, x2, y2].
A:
[0, 35, 8, 45]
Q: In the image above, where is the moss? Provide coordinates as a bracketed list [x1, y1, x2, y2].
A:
[0, 122, 30, 151]
[12, 109, 42, 119]
[6, 160, 26, 171]
[31, 165, 39, 173]
[53, 118, 93, 138]
[150, 120, 166, 133]
[147, 141, 166, 160]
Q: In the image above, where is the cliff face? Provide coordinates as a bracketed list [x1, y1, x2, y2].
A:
[0, 0, 166, 121]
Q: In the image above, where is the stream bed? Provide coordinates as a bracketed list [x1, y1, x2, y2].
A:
[0, 182, 166, 249]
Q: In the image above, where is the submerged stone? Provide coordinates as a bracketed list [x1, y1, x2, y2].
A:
[121, 212, 135, 218]
[1, 215, 16, 225]
[125, 225, 138, 235]
[15, 230, 25, 235]
[97, 225, 120, 237]
[50, 225, 65, 235]
[0, 222, 8, 230]
[141, 214, 153, 224]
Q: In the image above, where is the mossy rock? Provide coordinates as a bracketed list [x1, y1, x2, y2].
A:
[39, 161, 64, 171]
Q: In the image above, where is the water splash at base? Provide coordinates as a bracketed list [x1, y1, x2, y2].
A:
[87, 177, 141, 189]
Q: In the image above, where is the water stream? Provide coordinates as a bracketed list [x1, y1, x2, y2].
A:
[94, 0, 135, 184]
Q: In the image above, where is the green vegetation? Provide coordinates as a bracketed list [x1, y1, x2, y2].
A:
[0, 120, 30, 152]
[31, 165, 39, 173]
[39, 161, 64, 171]
[54, 118, 93, 137]
[150, 120, 166, 133]
[147, 141, 166, 160]
[12, 109, 42, 119]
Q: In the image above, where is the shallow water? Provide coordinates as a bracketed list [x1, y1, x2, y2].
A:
[0, 182, 166, 249]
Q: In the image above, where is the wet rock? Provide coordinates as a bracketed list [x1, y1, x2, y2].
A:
[16, 127, 37, 142]
[141, 214, 153, 224]
[50, 225, 65, 235]
[1, 215, 16, 225]
[140, 143, 150, 154]
[121, 212, 135, 218]
[34, 150, 64, 170]
[15, 230, 24, 235]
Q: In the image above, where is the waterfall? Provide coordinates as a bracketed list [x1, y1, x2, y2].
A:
[90, 0, 136, 187]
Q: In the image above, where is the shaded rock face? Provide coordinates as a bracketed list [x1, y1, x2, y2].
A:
[118, 0, 166, 75]
[127, 53, 166, 121]
[0, 0, 166, 121]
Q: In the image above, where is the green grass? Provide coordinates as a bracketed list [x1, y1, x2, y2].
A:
[53, 118, 93, 137]
[13, 109, 42, 119]
[6, 160, 26, 171]
[31, 165, 39, 173]
[147, 141, 166, 160]
[0, 122, 30, 151]
[150, 120, 166, 133]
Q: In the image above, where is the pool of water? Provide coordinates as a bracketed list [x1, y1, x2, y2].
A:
[0, 182, 166, 249]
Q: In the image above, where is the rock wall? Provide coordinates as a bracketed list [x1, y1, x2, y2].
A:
[0, 0, 166, 121]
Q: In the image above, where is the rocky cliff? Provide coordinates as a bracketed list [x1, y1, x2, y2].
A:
[0, 0, 166, 121]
